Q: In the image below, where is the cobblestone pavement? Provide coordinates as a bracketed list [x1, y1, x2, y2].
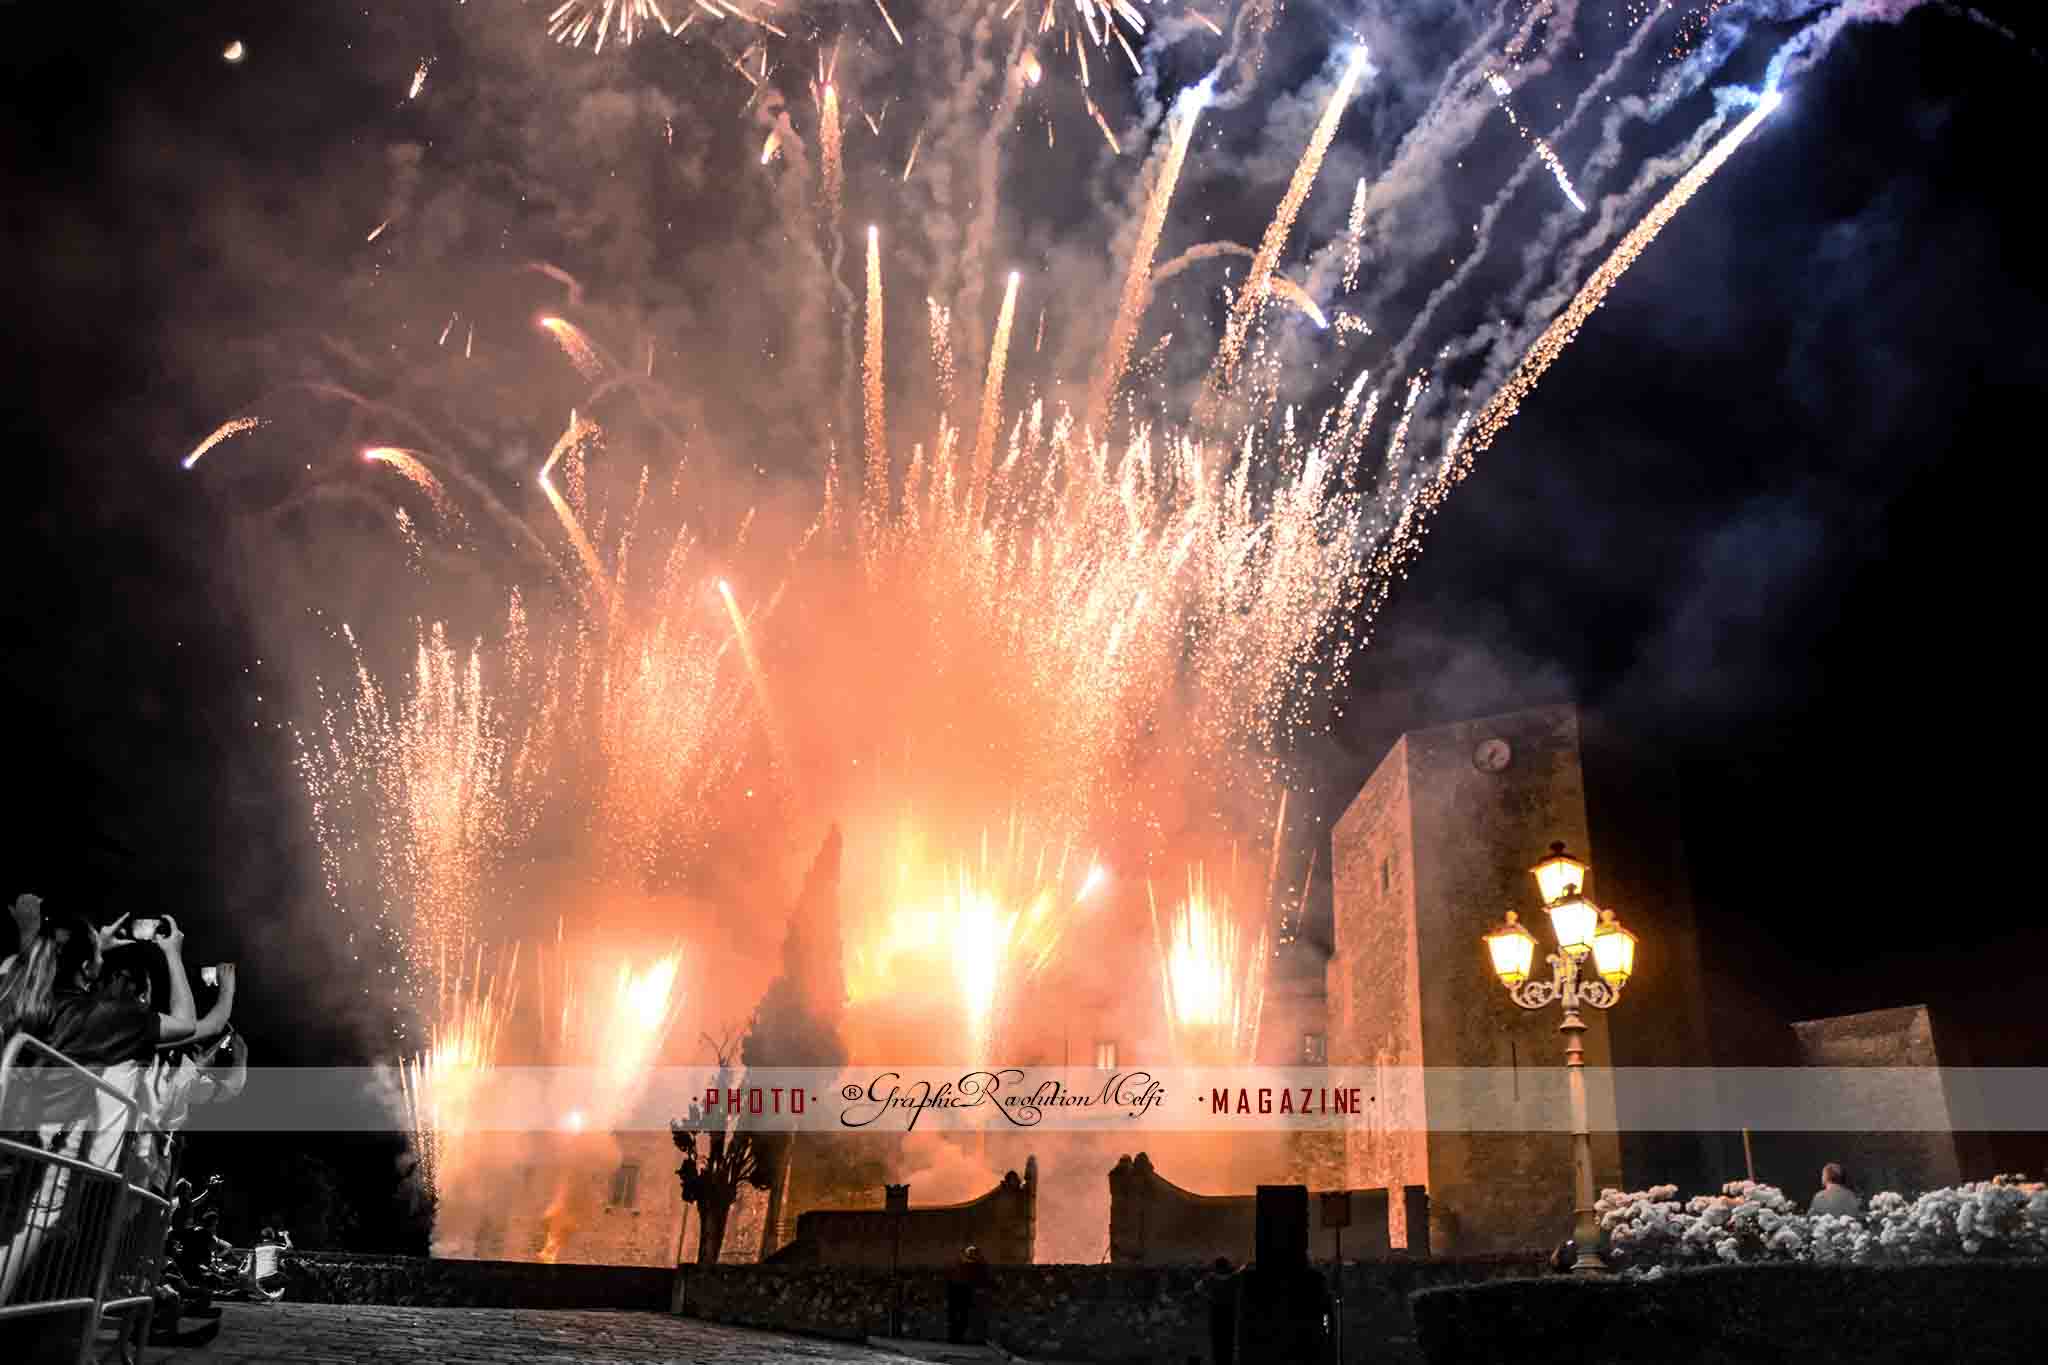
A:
[151, 1303, 921, 1364]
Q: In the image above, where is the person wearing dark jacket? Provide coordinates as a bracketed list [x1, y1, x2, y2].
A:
[945, 1245, 992, 1343]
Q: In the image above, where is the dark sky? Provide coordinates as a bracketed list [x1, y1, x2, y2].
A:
[2, 2, 2043, 1237]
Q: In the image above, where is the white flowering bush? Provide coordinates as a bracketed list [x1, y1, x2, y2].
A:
[1594, 1175, 2048, 1271]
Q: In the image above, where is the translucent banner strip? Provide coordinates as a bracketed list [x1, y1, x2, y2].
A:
[9, 1066, 2048, 1134]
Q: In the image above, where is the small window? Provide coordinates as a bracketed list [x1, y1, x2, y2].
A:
[1303, 1033, 1328, 1065]
[1380, 855, 1393, 893]
[609, 1161, 641, 1209]
[1094, 1040, 1118, 1070]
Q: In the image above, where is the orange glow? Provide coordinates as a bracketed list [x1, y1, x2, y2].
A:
[1151, 868, 1268, 1065]
[846, 821, 1094, 1062]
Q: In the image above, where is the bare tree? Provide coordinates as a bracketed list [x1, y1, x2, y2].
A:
[671, 1029, 770, 1266]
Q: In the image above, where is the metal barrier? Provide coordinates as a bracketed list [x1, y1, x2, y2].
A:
[0, 1031, 176, 1364]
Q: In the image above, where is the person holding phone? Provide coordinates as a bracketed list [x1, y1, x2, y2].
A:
[0, 912, 205, 1304]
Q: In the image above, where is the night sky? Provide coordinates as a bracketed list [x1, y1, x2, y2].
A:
[2, 3, 2042, 1245]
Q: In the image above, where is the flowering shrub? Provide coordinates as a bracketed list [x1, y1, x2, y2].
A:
[1595, 1175, 2048, 1271]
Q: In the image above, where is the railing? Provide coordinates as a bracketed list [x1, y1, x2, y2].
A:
[0, 1030, 177, 1364]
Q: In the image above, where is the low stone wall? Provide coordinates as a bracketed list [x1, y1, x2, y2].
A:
[279, 1252, 671, 1311]
[1108, 1152, 1421, 1264]
[681, 1256, 1543, 1363]
[768, 1157, 1037, 1267]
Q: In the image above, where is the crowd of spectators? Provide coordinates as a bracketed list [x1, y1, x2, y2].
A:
[0, 889, 267, 1353]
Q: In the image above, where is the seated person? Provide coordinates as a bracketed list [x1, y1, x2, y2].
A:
[243, 1227, 287, 1303]
[1809, 1162, 1864, 1216]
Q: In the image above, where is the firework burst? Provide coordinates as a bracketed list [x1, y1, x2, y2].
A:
[846, 817, 1104, 1061]
[1150, 866, 1267, 1065]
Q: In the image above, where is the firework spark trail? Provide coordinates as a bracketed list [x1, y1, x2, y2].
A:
[1452, 102, 1736, 399]
[1086, 95, 1120, 152]
[598, 538, 748, 875]
[968, 271, 1021, 511]
[715, 576, 787, 774]
[538, 413, 613, 598]
[408, 58, 431, 100]
[1383, 9, 1665, 384]
[1085, 86, 1207, 439]
[1146, 241, 1327, 331]
[1483, 70, 1587, 211]
[557, 466, 762, 878]
[1342, 176, 1367, 294]
[1452, 96, 1780, 498]
[1310, 5, 1566, 313]
[821, 331, 1377, 837]
[299, 605, 542, 1008]
[952, 20, 1035, 367]
[861, 227, 889, 545]
[1149, 867, 1268, 1065]
[926, 298, 957, 414]
[367, 220, 390, 242]
[181, 416, 264, 470]
[873, 0, 904, 46]
[902, 128, 922, 181]
[1203, 47, 1370, 415]
[819, 84, 845, 239]
[540, 316, 603, 379]
[363, 446, 453, 519]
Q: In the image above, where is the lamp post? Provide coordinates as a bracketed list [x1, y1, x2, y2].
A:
[1482, 842, 1639, 1276]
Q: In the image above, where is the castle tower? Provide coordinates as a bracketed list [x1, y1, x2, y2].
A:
[1327, 704, 1716, 1251]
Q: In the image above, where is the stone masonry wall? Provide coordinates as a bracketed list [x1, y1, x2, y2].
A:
[1405, 707, 1625, 1254]
[1327, 735, 1429, 1247]
[681, 1257, 1543, 1364]
[1785, 1004, 1965, 1196]
[1106, 1152, 1393, 1264]
[766, 1159, 1036, 1267]
[278, 1252, 670, 1310]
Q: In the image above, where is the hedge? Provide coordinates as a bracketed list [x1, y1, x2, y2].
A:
[1411, 1259, 2045, 1365]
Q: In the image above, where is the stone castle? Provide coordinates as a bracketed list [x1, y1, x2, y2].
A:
[462, 702, 1968, 1266]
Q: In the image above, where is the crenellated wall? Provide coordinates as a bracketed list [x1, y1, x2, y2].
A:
[1106, 1152, 1421, 1264]
[763, 1156, 1036, 1266]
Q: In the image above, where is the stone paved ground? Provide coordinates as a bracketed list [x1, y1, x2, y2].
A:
[149, 1303, 921, 1364]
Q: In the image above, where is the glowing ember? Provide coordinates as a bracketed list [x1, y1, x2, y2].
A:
[181, 416, 263, 470]
[539, 316, 602, 379]
[363, 446, 454, 520]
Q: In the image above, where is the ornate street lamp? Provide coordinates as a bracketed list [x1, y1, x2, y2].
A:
[1482, 841, 1641, 1275]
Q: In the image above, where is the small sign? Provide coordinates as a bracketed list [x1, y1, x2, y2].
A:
[1320, 1191, 1351, 1229]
